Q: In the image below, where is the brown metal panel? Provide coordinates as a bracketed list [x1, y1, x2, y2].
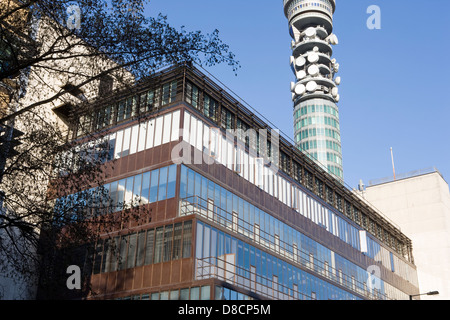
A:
[106, 272, 117, 294]
[170, 260, 181, 284]
[166, 198, 178, 220]
[151, 263, 162, 287]
[180, 258, 193, 283]
[124, 269, 134, 291]
[115, 269, 125, 292]
[142, 265, 153, 288]
[127, 153, 137, 173]
[156, 201, 166, 222]
[160, 261, 172, 285]
[133, 266, 144, 290]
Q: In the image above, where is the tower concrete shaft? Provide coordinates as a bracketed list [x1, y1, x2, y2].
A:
[284, 0, 343, 182]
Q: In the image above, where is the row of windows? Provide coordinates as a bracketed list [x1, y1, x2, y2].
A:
[287, 0, 333, 21]
[308, 151, 343, 167]
[92, 221, 192, 274]
[294, 103, 339, 119]
[179, 165, 418, 291]
[295, 115, 340, 131]
[299, 139, 342, 154]
[185, 82, 219, 122]
[116, 285, 216, 301]
[296, 127, 341, 142]
[57, 110, 181, 176]
[327, 165, 343, 179]
[76, 80, 178, 137]
[55, 164, 177, 217]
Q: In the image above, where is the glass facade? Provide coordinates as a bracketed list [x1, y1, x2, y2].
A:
[294, 98, 343, 182]
[196, 221, 361, 300]
[92, 220, 192, 274]
[180, 165, 416, 300]
[55, 164, 177, 216]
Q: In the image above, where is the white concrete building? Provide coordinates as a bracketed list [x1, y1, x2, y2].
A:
[357, 168, 450, 300]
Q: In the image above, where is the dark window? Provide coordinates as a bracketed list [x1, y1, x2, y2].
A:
[98, 75, 114, 96]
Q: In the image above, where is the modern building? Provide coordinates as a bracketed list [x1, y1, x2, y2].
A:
[47, 63, 420, 300]
[358, 168, 450, 300]
[284, 0, 344, 182]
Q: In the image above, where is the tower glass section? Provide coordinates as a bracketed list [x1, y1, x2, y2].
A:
[284, 0, 344, 182]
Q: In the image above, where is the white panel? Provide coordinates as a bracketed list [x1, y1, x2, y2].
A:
[287, 183, 291, 207]
[196, 119, 203, 150]
[203, 123, 209, 154]
[249, 156, 254, 185]
[220, 135, 226, 165]
[137, 123, 147, 153]
[146, 119, 155, 149]
[243, 152, 249, 181]
[171, 110, 180, 142]
[264, 167, 269, 193]
[130, 124, 139, 155]
[122, 127, 131, 157]
[162, 113, 172, 145]
[115, 130, 123, 159]
[154, 116, 163, 147]
[183, 111, 191, 142]
[189, 116, 197, 147]
[226, 140, 233, 170]
[269, 169, 273, 196]
[359, 231, 367, 252]
[108, 132, 116, 160]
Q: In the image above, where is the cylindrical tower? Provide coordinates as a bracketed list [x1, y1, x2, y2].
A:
[284, 0, 343, 182]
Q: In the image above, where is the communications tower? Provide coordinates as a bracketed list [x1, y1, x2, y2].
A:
[284, 0, 343, 182]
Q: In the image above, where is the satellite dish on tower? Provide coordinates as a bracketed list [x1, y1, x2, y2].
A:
[295, 83, 306, 95]
[327, 34, 339, 45]
[296, 56, 306, 67]
[308, 65, 319, 76]
[335, 76, 341, 85]
[306, 81, 317, 92]
[305, 27, 316, 38]
[296, 70, 307, 80]
[331, 87, 339, 97]
[308, 52, 319, 63]
[334, 63, 340, 72]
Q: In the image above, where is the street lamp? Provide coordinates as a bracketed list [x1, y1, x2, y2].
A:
[409, 291, 439, 300]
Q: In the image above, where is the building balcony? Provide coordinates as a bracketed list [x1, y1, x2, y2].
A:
[293, 38, 333, 57]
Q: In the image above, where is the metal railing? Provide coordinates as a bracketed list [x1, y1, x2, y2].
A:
[181, 195, 390, 300]
[196, 256, 313, 300]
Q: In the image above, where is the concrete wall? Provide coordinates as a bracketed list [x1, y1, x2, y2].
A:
[362, 172, 450, 300]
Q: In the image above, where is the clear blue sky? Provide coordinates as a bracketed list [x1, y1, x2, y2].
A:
[146, 0, 450, 190]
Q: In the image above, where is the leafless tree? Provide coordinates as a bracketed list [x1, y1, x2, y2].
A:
[0, 0, 239, 299]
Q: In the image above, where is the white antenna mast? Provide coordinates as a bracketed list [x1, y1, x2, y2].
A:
[390, 147, 396, 180]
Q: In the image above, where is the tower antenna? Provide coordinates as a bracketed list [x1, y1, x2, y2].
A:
[390, 147, 396, 180]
